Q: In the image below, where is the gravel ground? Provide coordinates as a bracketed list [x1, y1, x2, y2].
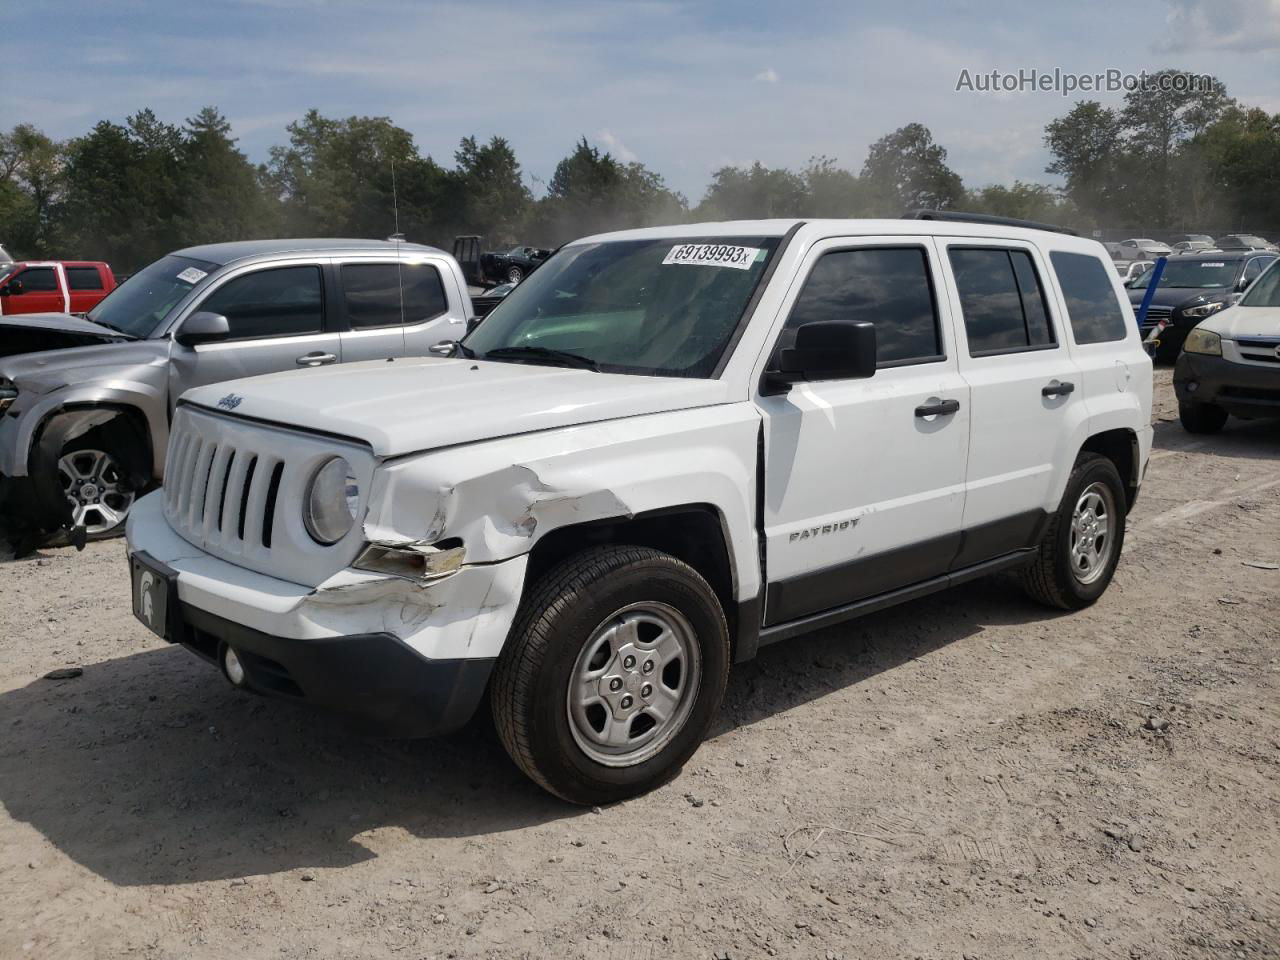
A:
[1, 370, 1278, 960]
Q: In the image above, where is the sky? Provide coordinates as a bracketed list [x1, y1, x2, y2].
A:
[3, 0, 1279, 202]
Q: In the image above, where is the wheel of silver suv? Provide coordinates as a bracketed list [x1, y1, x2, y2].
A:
[57, 446, 136, 536]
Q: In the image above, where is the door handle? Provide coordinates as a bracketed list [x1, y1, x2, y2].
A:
[1042, 380, 1075, 398]
[914, 398, 960, 418]
[296, 352, 338, 367]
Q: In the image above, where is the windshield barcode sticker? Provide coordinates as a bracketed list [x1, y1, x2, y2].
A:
[176, 267, 208, 284]
[663, 244, 761, 270]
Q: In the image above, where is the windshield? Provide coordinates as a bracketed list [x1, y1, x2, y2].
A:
[464, 236, 780, 377]
[1130, 259, 1237, 290]
[1240, 260, 1280, 307]
[88, 254, 219, 337]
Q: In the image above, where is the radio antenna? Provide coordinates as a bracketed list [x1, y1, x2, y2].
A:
[391, 156, 407, 355]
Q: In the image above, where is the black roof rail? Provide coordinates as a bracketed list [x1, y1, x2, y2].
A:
[902, 209, 1078, 237]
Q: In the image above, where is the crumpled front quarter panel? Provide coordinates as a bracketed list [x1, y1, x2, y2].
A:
[363, 403, 763, 602]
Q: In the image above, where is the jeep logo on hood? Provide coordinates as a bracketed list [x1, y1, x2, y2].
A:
[217, 393, 243, 410]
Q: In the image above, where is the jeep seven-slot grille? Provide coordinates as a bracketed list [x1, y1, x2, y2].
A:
[164, 428, 284, 551]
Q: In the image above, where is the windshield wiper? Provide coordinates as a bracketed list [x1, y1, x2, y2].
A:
[482, 346, 600, 371]
[87, 317, 137, 339]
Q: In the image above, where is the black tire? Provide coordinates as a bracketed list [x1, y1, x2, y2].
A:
[1020, 453, 1127, 611]
[1179, 401, 1228, 434]
[490, 545, 730, 805]
[505, 266, 524, 283]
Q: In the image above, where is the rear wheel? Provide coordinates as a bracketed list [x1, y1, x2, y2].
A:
[491, 546, 730, 805]
[1179, 401, 1228, 434]
[1020, 453, 1126, 610]
[506, 266, 524, 284]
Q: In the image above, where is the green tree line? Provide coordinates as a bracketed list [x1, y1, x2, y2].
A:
[1, 69, 1275, 272]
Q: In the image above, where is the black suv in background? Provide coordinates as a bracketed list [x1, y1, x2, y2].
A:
[1128, 251, 1277, 361]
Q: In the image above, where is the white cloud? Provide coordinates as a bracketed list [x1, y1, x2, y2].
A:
[1157, 0, 1280, 53]
[754, 67, 779, 83]
[597, 128, 638, 164]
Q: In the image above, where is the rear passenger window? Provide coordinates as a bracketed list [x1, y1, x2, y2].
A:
[1050, 251, 1129, 344]
[341, 262, 448, 329]
[781, 247, 942, 366]
[948, 247, 1055, 354]
[66, 267, 105, 291]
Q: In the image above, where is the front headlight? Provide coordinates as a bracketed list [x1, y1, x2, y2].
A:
[1183, 328, 1223, 356]
[304, 456, 360, 544]
[0, 379, 16, 414]
[1182, 300, 1226, 318]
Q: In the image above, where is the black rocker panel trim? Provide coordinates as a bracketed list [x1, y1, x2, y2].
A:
[764, 531, 960, 625]
[762, 509, 1048, 629]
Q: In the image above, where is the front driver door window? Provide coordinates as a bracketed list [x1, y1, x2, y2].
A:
[168, 264, 341, 402]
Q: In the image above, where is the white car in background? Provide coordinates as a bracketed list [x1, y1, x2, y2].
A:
[1115, 259, 1154, 285]
[1175, 258, 1280, 433]
[1117, 238, 1173, 259]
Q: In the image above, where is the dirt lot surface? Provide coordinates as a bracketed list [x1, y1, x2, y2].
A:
[2, 370, 1278, 960]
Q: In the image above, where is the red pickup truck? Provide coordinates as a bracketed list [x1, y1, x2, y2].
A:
[0, 261, 116, 316]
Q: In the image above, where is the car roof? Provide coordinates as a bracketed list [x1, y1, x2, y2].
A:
[1177, 251, 1266, 262]
[575, 218, 1105, 251]
[171, 237, 445, 267]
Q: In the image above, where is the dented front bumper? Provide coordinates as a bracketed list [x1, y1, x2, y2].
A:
[125, 492, 528, 734]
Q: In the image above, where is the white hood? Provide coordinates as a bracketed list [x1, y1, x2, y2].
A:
[1201, 304, 1280, 340]
[182, 356, 735, 458]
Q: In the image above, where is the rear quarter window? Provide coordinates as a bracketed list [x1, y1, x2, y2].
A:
[1049, 251, 1130, 345]
[66, 266, 105, 291]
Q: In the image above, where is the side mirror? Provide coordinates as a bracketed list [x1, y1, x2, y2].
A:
[770, 321, 877, 389]
[1, 279, 23, 295]
[175, 311, 231, 347]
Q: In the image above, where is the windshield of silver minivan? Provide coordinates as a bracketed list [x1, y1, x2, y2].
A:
[87, 254, 219, 338]
[463, 236, 779, 377]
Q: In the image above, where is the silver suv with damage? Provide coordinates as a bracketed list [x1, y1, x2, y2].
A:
[0, 238, 472, 549]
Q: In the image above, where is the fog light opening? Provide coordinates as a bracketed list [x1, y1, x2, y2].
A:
[224, 646, 247, 687]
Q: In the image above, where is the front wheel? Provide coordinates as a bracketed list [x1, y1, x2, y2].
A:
[490, 546, 730, 805]
[505, 266, 524, 284]
[1020, 453, 1127, 610]
[55, 438, 138, 540]
[1179, 401, 1228, 434]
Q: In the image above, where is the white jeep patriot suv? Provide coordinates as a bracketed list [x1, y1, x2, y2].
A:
[125, 213, 1153, 804]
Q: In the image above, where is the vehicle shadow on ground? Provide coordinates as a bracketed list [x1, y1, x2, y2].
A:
[1152, 415, 1280, 460]
[0, 574, 1063, 887]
